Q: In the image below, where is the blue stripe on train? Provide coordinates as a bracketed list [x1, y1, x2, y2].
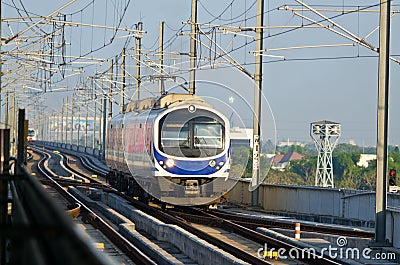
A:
[153, 147, 228, 175]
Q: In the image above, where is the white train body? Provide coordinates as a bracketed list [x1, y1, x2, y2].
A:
[27, 128, 37, 141]
[105, 94, 230, 204]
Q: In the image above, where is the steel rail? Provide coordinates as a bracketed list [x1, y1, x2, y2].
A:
[38, 145, 270, 264]
[209, 210, 374, 238]
[124, 201, 274, 265]
[34, 148, 156, 265]
[181, 209, 344, 265]
[38, 145, 342, 264]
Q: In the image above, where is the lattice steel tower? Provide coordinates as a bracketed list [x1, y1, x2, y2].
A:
[310, 120, 341, 188]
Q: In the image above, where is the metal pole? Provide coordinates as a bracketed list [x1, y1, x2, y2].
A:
[70, 96, 74, 146]
[77, 106, 81, 147]
[39, 110, 42, 141]
[102, 97, 107, 160]
[11, 93, 16, 155]
[48, 113, 50, 142]
[189, 0, 197, 95]
[4, 93, 8, 129]
[251, 0, 264, 206]
[61, 98, 64, 144]
[93, 99, 97, 149]
[57, 110, 61, 143]
[47, 115, 50, 143]
[98, 99, 102, 152]
[375, 0, 391, 245]
[24, 119, 28, 162]
[0, 129, 9, 265]
[17, 109, 25, 172]
[120, 48, 126, 113]
[158, 21, 165, 95]
[109, 59, 113, 119]
[135, 22, 143, 101]
[65, 97, 68, 145]
[85, 103, 88, 148]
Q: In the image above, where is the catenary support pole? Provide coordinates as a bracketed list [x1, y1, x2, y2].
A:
[120, 48, 125, 113]
[109, 59, 113, 119]
[251, 0, 264, 206]
[102, 97, 107, 160]
[158, 21, 165, 95]
[189, 0, 197, 95]
[135, 22, 143, 101]
[375, 0, 391, 245]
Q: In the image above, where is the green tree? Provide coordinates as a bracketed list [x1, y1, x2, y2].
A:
[333, 152, 356, 180]
[289, 156, 317, 185]
[230, 146, 251, 178]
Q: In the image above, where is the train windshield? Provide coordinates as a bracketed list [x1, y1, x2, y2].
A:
[193, 123, 222, 149]
[159, 109, 225, 158]
[28, 129, 36, 136]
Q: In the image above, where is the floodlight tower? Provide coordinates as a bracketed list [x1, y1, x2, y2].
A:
[310, 120, 341, 188]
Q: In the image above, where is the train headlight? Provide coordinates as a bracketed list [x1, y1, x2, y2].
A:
[166, 159, 175, 168]
[219, 161, 224, 166]
[209, 160, 216, 167]
[188, 105, 196, 113]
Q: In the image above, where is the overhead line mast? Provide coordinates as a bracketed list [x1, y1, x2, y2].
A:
[189, 0, 197, 95]
[375, 0, 391, 246]
[158, 21, 165, 95]
[135, 22, 143, 102]
[120, 48, 125, 113]
[251, 0, 264, 205]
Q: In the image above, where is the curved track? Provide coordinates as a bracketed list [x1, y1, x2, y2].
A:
[33, 144, 366, 265]
[32, 147, 156, 265]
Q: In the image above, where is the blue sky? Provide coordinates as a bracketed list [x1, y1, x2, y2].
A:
[3, 0, 400, 147]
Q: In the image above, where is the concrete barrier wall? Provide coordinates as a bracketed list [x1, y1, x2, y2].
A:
[387, 209, 400, 248]
[106, 193, 249, 265]
[69, 187, 185, 265]
[228, 180, 400, 225]
[227, 179, 252, 205]
[37, 141, 103, 161]
[260, 184, 345, 217]
[343, 192, 375, 221]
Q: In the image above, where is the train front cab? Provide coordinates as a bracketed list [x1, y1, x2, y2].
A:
[153, 104, 230, 199]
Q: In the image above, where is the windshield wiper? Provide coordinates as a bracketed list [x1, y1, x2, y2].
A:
[195, 137, 210, 156]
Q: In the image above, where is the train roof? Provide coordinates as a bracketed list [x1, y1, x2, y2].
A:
[124, 93, 211, 113]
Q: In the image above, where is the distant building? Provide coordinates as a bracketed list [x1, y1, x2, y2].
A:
[357, 154, 376, 168]
[271, 151, 304, 171]
[277, 139, 307, 147]
[349, 139, 357, 146]
[230, 127, 253, 149]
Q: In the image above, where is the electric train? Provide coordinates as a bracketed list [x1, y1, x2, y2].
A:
[105, 93, 231, 205]
[27, 128, 37, 141]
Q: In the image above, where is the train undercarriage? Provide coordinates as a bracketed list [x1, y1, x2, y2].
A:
[106, 169, 228, 207]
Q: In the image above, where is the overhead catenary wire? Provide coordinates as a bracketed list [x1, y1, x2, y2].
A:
[2, 0, 135, 95]
[3, 0, 400, 118]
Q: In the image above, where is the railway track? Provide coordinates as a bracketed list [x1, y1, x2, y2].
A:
[163, 207, 348, 265]
[170, 207, 374, 239]
[31, 147, 156, 265]
[34, 146, 266, 264]
[32, 144, 368, 264]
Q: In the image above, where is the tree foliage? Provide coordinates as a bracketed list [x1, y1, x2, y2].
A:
[230, 143, 400, 191]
